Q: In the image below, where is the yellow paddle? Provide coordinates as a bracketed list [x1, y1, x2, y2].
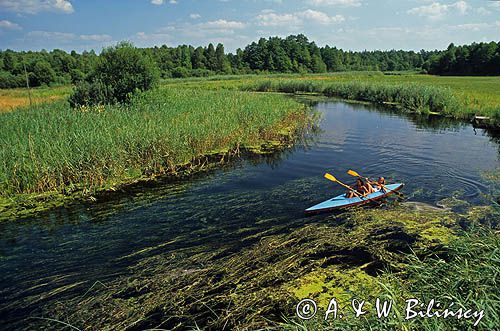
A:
[324, 173, 364, 199]
[347, 169, 403, 197]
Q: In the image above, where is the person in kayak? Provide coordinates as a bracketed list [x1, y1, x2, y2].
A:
[346, 178, 372, 198]
[372, 177, 386, 191]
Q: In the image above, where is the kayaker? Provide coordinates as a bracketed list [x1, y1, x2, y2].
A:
[373, 177, 386, 191]
[346, 178, 367, 198]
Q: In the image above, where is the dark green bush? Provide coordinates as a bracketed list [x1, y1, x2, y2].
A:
[0, 71, 25, 88]
[68, 80, 115, 107]
[69, 42, 159, 107]
[171, 66, 190, 78]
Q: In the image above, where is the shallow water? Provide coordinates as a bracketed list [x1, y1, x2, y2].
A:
[1, 99, 499, 328]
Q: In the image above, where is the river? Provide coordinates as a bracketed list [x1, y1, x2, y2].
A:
[0, 99, 498, 329]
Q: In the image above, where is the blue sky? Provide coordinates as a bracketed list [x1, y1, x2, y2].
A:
[0, 0, 499, 52]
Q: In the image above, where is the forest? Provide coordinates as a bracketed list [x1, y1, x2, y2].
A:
[1, 34, 499, 88]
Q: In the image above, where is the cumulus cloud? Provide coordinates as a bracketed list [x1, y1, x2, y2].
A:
[151, 0, 164, 4]
[0, 0, 74, 14]
[407, 1, 468, 20]
[0, 19, 21, 30]
[190, 13, 201, 19]
[307, 0, 362, 7]
[256, 9, 345, 26]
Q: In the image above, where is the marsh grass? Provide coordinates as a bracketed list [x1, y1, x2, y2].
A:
[248, 79, 462, 115]
[0, 87, 307, 197]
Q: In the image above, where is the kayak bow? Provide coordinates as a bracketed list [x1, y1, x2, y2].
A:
[305, 183, 404, 215]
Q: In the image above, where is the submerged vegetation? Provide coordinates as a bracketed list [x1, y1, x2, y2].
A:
[30, 203, 499, 330]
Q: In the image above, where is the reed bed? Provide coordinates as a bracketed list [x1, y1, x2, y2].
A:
[248, 79, 463, 115]
[0, 87, 307, 197]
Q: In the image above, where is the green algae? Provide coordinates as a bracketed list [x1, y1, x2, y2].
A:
[288, 264, 380, 308]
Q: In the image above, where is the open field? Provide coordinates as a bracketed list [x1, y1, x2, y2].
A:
[0, 85, 72, 112]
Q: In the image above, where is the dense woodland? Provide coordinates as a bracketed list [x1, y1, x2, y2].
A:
[1, 35, 499, 88]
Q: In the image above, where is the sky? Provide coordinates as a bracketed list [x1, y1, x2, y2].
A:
[0, 0, 499, 53]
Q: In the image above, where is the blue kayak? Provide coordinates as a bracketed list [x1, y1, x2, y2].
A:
[305, 183, 404, 215]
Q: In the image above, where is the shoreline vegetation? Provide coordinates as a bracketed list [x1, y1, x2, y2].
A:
[1, 72, 500, 219]
[3, 72, 500, 123]
[0, 87, 312, 221]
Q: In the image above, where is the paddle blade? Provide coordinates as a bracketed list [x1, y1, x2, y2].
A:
[347, 169, 361, 177]
[324, 173, 337, 182]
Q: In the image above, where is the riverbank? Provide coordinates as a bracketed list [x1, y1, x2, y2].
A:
[169, 73, 500, 126]
[0, 87, 312, 221]
[2, 73, 500, 123]
[30, 201, 499, 330]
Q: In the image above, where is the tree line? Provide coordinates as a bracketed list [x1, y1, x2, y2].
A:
[1, 34, 499, 88]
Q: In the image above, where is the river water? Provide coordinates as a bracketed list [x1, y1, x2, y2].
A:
[1, 99, 499, 329]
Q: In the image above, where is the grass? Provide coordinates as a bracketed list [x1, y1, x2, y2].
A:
[0, 87, 308, 200]
[248, 79, 461, 115]
[0, 85, 71, 112]
[163, 73, 500, 121]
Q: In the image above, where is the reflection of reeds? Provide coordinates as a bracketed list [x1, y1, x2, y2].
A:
[0, 88, 308, 197]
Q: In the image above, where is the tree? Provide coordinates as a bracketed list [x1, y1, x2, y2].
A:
[31, 60, 56, 86]
[205, 43, 217, 71]
[192, 46, 206, 69]
[215, 43, 231, 73]
[69, 42, 159, 107]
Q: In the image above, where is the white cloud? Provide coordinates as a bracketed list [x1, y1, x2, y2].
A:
[190, 13, 201, 19]
[0, 0, 74, 14]
[452, 23, 490, 31]
[255, 12, 301, 26]
[151, 0, 164, 4]
[489, 1, 500, 10]
[25, 31, 112, 43]
[307, 0, 362, 7]
[0, 19, 21, 30]
[476, 7, 491, 15]
[301, 9, 345, 24]
[79, 34, 112, 42]
[200, 19, 246, 29]
[407, 1, 468, 20]
[256, 9, 345, 26]
[26, 30, 75, 41]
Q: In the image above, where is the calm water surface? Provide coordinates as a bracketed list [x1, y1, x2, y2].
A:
[1, 100, 499, 328]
